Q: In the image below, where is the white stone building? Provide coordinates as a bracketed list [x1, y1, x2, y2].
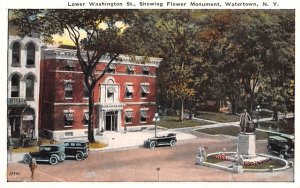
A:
[7, 35, 42, 147]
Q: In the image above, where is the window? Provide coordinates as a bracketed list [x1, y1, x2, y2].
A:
[12, 42, 21, 66]
[143, 66, 149, 75]
[26, 43, 35, 66]
[141, 85, 150, 98]
[83, 111, 89, 126]
[11, 74, 20, 97]
[125, 85, 133, 99]
[64, 112, 74, 127]
[25, 75, 35, 100]
[107, 86, 115, 98]
[83, 83, 89, 98]
[125, 111, 133, 124]
[66, 60, 76, 69]
[64, 81, 73, 99]
[107, 64, 116, 73]
[127, 65, 134, 74]
[140, 110, 148, 123]
[65, 132, 74, 137]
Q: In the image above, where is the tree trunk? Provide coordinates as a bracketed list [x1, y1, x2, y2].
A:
[179, 99, 184, 122]
[231, 99, 238, 115]
[88, 92, 95, 143]
[273, 107, 278, 121]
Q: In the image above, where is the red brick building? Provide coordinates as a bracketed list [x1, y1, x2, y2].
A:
[40, 48, 161, 140]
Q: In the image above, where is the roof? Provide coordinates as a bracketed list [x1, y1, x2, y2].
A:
[279, 133, 294, 140]
[269, 136, 287, 142]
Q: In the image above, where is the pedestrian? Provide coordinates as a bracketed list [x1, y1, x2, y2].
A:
[29, 158, 37, 179]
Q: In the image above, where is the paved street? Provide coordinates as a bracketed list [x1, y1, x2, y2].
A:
[7, 131, 294, 182]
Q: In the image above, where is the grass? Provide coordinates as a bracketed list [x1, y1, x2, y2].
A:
[12, 146, 38, 153]
[197, 126, 269, 140]
[157, 116, 212, 129]
[89, 141, 108, 149]
[195, 111, 240, 123]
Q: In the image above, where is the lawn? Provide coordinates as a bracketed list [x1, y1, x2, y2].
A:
[258, 118, 294, 135]
[195, 111, 240, 123]
[157, 116, 212, 129]
[197, 126, 269, 140]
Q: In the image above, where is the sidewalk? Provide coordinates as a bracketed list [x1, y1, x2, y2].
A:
[7, 129, 196, 163]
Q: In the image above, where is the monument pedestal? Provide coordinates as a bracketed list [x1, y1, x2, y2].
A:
[237, 133, 256, 159]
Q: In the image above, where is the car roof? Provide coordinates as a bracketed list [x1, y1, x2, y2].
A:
[279, 133, 294, 140]
[64, 141, 87, 144]
[269, 136, 288, 141]
[40, 144, 62, 147]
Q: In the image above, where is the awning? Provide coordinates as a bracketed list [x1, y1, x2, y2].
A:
[64, 113, 74, 121]
[23, 115, 34, 121]
[143, 66, 149, 71]
[108, 64, 116, 69]
[66, 60, 75, 67]
[125, 111, 133, 118]
[125, 85, 133, 93]
[141, 85, 150, 93]
[140, 111, 148, 118]
[127, 65, 134, 71]
[84, 112, 89, 120]
[107, 86, 116, 93]
[65, 83, 73, 90]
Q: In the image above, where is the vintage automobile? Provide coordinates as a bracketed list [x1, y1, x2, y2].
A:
[64, 141, 89, 160]
[267, 133, 294, 159]
[144, 133, 177, 148]
[23, 144, 66, 165]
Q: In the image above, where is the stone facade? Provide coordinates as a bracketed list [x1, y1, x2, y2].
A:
[7, 35, 42, 146]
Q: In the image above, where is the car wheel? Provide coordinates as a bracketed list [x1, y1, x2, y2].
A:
[170, 140, 176, 147]
[149, 141, 156, 149]
[49, 156, 58, 165]
[75, 152, 84, 160]
[60, 153, 66, 161]
[23, 154, 32, 164]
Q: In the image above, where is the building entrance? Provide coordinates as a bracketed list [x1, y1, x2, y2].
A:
[105, 111, 118, 131]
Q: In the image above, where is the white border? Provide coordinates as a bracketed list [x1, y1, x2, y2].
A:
[1, 1, 299, 188]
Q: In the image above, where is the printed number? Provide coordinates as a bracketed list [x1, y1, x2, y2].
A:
[9, 172, 20, 176]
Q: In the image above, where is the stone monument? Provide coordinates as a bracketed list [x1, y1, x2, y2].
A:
[237, 109, 256, 159]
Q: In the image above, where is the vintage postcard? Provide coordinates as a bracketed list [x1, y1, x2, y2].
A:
[1, 0, 299, 187]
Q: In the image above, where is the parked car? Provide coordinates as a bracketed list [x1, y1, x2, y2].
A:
[23, 144, 66, 165]
[267, 133, 294, 159]
[64, 141, 89, 160]
[144, 133, 177, 148]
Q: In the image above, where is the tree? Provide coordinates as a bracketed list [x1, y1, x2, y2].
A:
[9, 9, 136, 142]
[126, 10, 206, 121]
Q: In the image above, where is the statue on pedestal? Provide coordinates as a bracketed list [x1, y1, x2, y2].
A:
[239, 109, 255, 133]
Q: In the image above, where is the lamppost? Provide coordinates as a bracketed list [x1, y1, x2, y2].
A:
[152, 113, 160, 138]
[255, 105, 261, 128]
